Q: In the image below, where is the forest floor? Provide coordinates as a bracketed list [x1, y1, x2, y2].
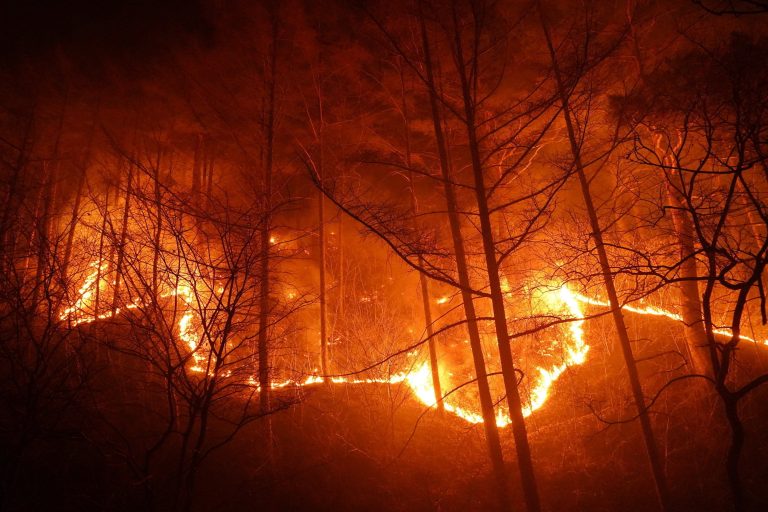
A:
[173, 311, 768, 511]
[3, 311, 768, 511]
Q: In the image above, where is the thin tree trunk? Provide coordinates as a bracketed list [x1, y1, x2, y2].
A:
[538, 5, 671, 509]
[192, 134, 202, 197]
[448, 5, 541, 510]
[31, 161, 55, 307]
[205, 140, 215, 209]
[62, 115, 97, 281]
[316, 76, 329, 379]
[319, 175, 329, 378]
[337, 212, 344, 324]
[24, 172, 47, 282]
[257, 9, 278, 422]
[113, 164, 133, 315]
[419, 12, 512, 511]
[1, 114, 34, 260]
[94, 182, 111, 317]
[701, 231, 750, 511]
[61, 165, 87, 281]
[31, 106, 66, 307]
[723, 396, 745, 511]
[399, 61, 443, 411]
[152, 147, 163, 299]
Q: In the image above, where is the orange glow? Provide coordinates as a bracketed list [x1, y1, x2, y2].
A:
[61, 256, 767, 427]
[570, 291, 768, 347]
[60, 260, 596, 427]
[402, 282, 589, 427]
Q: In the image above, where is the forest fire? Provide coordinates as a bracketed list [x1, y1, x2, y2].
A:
[63, 256, 768, 429]
[60, 258, 592, 426]
[3, 0, 768, 511]
[60, 255, 768, 433]
[61, 254, 768, 438]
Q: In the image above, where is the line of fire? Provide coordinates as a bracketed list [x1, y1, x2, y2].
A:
[1, 1, 767, 511]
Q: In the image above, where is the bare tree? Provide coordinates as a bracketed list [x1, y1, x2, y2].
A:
[628, 34, 768, 510]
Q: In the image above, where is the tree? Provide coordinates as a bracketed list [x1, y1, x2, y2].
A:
[628, 33, 768, 510]
[537, 1, 673, 509]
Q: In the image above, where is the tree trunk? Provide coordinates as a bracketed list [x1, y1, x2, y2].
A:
[62, 117, 97, 281]
[316, 74, 330, 380]
[152, 147, 163, 300]
[628, 10, 710, 379]
[653, 138, 711, 377]
[399, 60, 443, 411]
[112, 164, 133, 315]
[723, 396, 745, 512]
[666, 182, 711, 376]
[61, 163, 87, 282]
[203, 138, 215, 209]
[94, 182, 112, 316]
[31, 161, 55, 307]
[319, 179, 329, 378]
[337, 212, 344, 326]
[1, 114, 34, 261]
[192, 134, 202, 197]
[31, 107, 65, 307]
[419, 12, 512, 511]
[448, 6, 541, 510]
[538, 4, 671, 510]
[258, 8, 278, 425]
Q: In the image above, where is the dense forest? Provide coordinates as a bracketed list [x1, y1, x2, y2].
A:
[1, 0, 768, 510]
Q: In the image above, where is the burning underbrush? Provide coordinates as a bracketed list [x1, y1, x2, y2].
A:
[226, 309, 768, 512]
[3, 301, 760, 511]
[4, 244, 768, 511]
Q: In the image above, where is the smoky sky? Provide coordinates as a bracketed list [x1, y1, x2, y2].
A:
[0, 0, 214, 72]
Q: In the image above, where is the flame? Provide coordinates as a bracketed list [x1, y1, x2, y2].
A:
[253, 283, 590, 428]
[64, 258, 766, 428]
[522, 285, 588, 417]
[59, 260, 107, 324]
[403, 284, 590, 427]
[569, 291, 768, 347]
[59, 263, 591, 427]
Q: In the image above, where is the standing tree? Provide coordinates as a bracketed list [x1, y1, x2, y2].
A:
[627, 33, 768, 510]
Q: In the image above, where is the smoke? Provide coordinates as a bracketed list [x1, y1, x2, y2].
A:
[0, 0, 214, 83]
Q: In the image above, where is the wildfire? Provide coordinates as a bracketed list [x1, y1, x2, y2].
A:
[60, 258, 767, 428]
[59, 260, 107, 324]
[522, 284, 588, 417]
[412, 283, 591, 427]
[59, 260, 594, 428]
[570, 291, 768, 347]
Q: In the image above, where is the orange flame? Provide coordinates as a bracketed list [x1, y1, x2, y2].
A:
[59, 263, 591, 427]
[64, 260, 766, 427]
